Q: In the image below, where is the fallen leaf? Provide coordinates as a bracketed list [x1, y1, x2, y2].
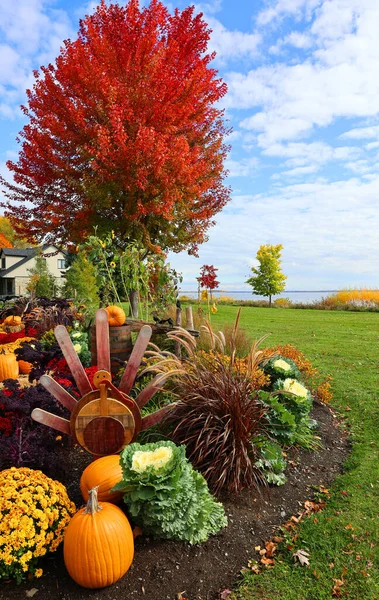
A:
[332, 578, 344, 597]
[329, 562, 335, 569]
[247, 560, 260, 574]
[293, 549, 310, 567]
[265, 541, 277, 558]
[313, 569, 321, 579]
[345, 524, 354, 530]
[341, 491, 348, 497]
[272, 536, 284, 543]
[25, 590, 38, 598]
[219, 590, 232, 599]
[176, 592, 188, 600]
[290, 515, 300, 523]
[254, 545, 261, 552]
[319, 486, 330, 494]
[261, 557, 275, 566]
[133, 525, 143, 539]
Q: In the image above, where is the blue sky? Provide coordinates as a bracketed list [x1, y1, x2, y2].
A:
[1, 0, 379, 291]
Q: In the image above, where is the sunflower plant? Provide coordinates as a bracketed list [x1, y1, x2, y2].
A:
[0, 467, 76, 583]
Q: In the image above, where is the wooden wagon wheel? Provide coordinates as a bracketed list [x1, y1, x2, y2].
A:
[31, 309, 174, 456]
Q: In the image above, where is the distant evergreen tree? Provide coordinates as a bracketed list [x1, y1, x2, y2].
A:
[27, 256, 56, 297]
[64, 251, 100, 312]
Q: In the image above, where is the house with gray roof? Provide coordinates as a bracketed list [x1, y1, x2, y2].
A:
[0, 245, 67, 297]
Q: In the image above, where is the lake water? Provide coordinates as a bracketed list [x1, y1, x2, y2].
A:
[179, 290, 337, 303]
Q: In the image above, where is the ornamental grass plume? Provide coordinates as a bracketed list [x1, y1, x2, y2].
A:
[0, 467, 75, 583]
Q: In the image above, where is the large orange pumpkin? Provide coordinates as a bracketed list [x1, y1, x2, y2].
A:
[0, 353, 19, 382]
[80, 455, 123, 504]
[105, 305, 126, 327]
[63, 487, 134, 588]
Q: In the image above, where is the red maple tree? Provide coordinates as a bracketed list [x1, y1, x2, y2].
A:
[1, 0, 230, 254]
[198, 264, 219, 298]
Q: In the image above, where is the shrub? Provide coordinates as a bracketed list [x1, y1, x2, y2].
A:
[64, 251, 100, 313]
[166, 349, 268, 495]
[27, 256, 57, 297]
[0, 379, 71, 477]
[114, 441, 227, 544]
[254, 438, 287, 486]
[0, 467, 75, 583]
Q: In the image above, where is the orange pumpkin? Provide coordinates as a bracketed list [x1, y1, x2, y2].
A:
[0, 353, 19, 382]
[4, 315, 22, 326]
[80, 455, 123, 504]
[18, 360, 33, 375]
[105, 305, 126, 327]
[63, 487, 134, 588]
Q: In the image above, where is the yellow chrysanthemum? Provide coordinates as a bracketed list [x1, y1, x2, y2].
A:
[132, 447, 173, 473]
[110, 261, 116, 268]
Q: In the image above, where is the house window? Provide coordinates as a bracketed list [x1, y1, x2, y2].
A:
[57, 258, 66, 269]
[1, 258, 5, 269]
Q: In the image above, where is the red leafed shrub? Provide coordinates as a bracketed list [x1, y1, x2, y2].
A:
[167, 351, 267, 496]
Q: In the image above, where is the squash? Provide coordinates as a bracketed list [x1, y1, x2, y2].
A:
[105, 305, 126, 327]
[18, 360, 33, 375]
[63, 487, 134, 588]
[80, 455, 123, 504]
[3, 315, 24, 334]
[0, 353, 19, 382]
[4, 315, 22, 325]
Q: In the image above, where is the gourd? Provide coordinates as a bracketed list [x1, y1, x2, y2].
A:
[105, 306, 126, 327]
[63, 487, 134, 588]
[80, 455, 123, 504]
[3, 315, 24, 334]
[0, 352, 19, 382]
[18, 360, 33, 375]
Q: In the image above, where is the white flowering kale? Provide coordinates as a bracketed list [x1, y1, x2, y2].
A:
[263, 356, 301, 383]
[113, 441, 227, 544]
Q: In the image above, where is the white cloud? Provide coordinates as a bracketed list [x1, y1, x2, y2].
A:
[341, 125, 379, 139]
[257, 0, 322, 26]
[206, 16, 261, 63]
[225, 156, 259, 177]
[225, 0, 379, 148]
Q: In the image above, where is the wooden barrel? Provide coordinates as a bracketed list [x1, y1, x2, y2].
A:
[91, 326, 133, 376]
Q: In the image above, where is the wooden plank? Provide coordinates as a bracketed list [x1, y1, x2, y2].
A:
[186, 305, 194, 330]
[174, 307, 182, 358]
[125, 319, 199, 337]
[119, 325, 152, 395]
[40, 374, 77, 411]
[96, 309, 111, 373]
[54, 325, 92, 396]
[31, 408, 71, 435]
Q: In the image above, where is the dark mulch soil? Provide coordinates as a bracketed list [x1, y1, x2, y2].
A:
[1, 401, 350, 600]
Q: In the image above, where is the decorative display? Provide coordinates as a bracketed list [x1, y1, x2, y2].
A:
[80, 455, 123, 503]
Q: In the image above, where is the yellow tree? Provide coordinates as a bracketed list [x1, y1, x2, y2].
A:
[246, 244, 287, 307]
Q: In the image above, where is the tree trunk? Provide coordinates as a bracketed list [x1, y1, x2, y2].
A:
[128, 290, 139, 318]
[269, 295, 272, 307]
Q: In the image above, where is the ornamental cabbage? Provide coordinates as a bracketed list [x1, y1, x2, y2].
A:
[113, 441, 227, 544]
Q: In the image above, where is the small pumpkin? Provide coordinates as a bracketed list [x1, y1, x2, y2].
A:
[3, 316, 24, 333]
[80, 455, 123, 504]
[105, 305, 126, 327]
[18, 360, 33, 375]
[0, 352, 19, 382]
[4, 315, 22, 325]
[63, 487, 134, 588]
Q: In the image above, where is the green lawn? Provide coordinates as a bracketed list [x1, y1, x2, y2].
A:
[207, 306, 379, 599]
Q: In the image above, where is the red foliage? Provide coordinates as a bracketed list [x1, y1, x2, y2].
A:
[198, 264, 219, 291]
[0, 330, 26, 344]
[0, 403, 12, 436]
[47, 357, 71, 375]
[1, 0, 230, 254]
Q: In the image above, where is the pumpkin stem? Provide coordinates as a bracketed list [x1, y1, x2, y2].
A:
[84, 486, 103, 515]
